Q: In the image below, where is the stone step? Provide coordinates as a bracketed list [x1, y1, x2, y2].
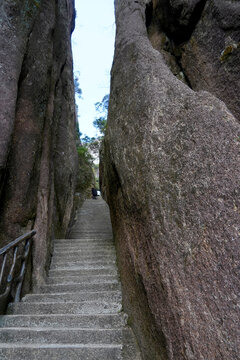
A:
[69, 236, 113, 240]
[70, 236, 113, 240]
[52, 250, 116, 257]
[33, 282, 121, 294]
[0, 314, 126, 329]
[54, 243, 115, 248]
[46, 275, 119, 285]
[22, 291, 122, 303]
[0, 328, 126, 344]
[69, 232, 112, 236]
[7, 301, 122, 315]
[55, 239, 114, 244]
[50, 264, 117, 271]
[53, 249, 116, 255]
[56, 236, 113, 240]
[54, 245, 114, 250]
[0, 345, 122, 360]
[51, 255, 117, 263]
[50, 258, 116, 270]
[53, 246, 116, 253]
[48, 268, 118, 277]
[50, 260, 117, 268]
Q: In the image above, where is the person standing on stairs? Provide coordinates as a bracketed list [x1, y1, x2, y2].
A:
[91, 187, 97, 199]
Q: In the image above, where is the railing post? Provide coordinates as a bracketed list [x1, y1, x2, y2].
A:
[0, 253, 7, 286]
[14, 238, 32, 303]
[0, 230, 36, 314]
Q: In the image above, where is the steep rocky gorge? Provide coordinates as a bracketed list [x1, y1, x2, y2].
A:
[0, 0, 78, 287]
[102, 0, 240, 359]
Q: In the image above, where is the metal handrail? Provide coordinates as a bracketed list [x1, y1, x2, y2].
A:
[0, 230, 36, 314]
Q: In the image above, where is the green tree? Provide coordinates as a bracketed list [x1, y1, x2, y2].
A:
[93, 94, 109, 136]
[76, 145, 94, 193]
[74, 76, 82, 99]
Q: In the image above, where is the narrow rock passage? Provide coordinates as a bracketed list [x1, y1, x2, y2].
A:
[0, 198, 141, 359]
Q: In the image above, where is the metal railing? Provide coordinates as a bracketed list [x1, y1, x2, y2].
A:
[0, 230, 36, 314]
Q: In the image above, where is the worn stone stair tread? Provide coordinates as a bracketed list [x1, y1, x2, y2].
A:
[51, 252, 116, 259]
[51, 255, 117, 263]
[53, 250, 115, 261]
[7, 301, 122, 315]
[49, 266, 118, 272]
[70, 233, 112, 236]
[0, 314, 126, 328]
[50, 263, 117, 271]
[55, 238, 113, 241]
[53, 249, 116, 254]
[54, 241, 114, 245]
[52, 250, 116, 255]
[51, 262, 117, 267]
[36, 283, 121, 294]
[42, 279, 119, 285]
[0, 343, 122, 348]
[47, 274, 119, 279]
[46, 279, 119, 285]
[56, 246, 114, 249]
[53, 243, 115, 248]
[54, 241, 114, 246]
[46, 276, 119, 285]
[53, 251, 115, 262]
[51, 259, 117, 266]
[22, 291, 122, 303]
[50, 262, 117, 269]
[0, 344, 123, 360]
[52, 252, 116, 257]
[50, 262, 117, 268]
[0, 344, 122, 360]
[47, 274, 119, 280]
[49, 268, 118, 276]
[0, 328, 127, 344]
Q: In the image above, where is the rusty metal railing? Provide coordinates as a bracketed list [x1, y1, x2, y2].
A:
[0, 230, 36, 314]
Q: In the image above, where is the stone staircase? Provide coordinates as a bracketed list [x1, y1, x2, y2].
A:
[0, 198, 141, 359]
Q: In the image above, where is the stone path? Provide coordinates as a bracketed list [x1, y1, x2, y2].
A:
[0, 198, 141, 359]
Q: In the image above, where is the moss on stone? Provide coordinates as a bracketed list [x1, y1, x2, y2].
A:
[220, 43, 239, 62]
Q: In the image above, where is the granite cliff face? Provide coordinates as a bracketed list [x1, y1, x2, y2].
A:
[147, 0, 240, 121]
[102, 0, 240, 359]
[0, 0, 78, 286]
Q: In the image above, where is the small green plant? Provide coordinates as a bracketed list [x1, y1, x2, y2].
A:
[220, 43, 239, 62]
[76, 146, 94, 192]
[77, 146, 93, 162]
[33, 0, 40, 8]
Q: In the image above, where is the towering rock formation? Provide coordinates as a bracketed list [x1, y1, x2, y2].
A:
[102, 0, 240, 359]
[0, 0, 78, 286]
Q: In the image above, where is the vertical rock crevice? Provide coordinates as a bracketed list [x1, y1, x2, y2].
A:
[145, 0, 240, 122]
[145, 0, 208, 87]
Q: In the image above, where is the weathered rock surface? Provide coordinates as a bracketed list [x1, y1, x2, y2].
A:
[147, 0, 240, 121]
[102, 0, 240, 359]
[0, 0, 78, 287]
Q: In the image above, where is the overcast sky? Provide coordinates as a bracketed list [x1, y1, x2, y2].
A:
[72, 0, 115, 138]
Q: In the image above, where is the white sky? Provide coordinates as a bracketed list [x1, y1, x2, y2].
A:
[72, 0, 115, 138]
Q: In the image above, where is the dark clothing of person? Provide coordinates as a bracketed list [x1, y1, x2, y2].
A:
[92, 188, 97, 199]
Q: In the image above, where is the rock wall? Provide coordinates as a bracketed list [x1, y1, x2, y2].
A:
[147, 0, 240, 121]
[0, 0, 78, 287]
[102, 0, 240, 359]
